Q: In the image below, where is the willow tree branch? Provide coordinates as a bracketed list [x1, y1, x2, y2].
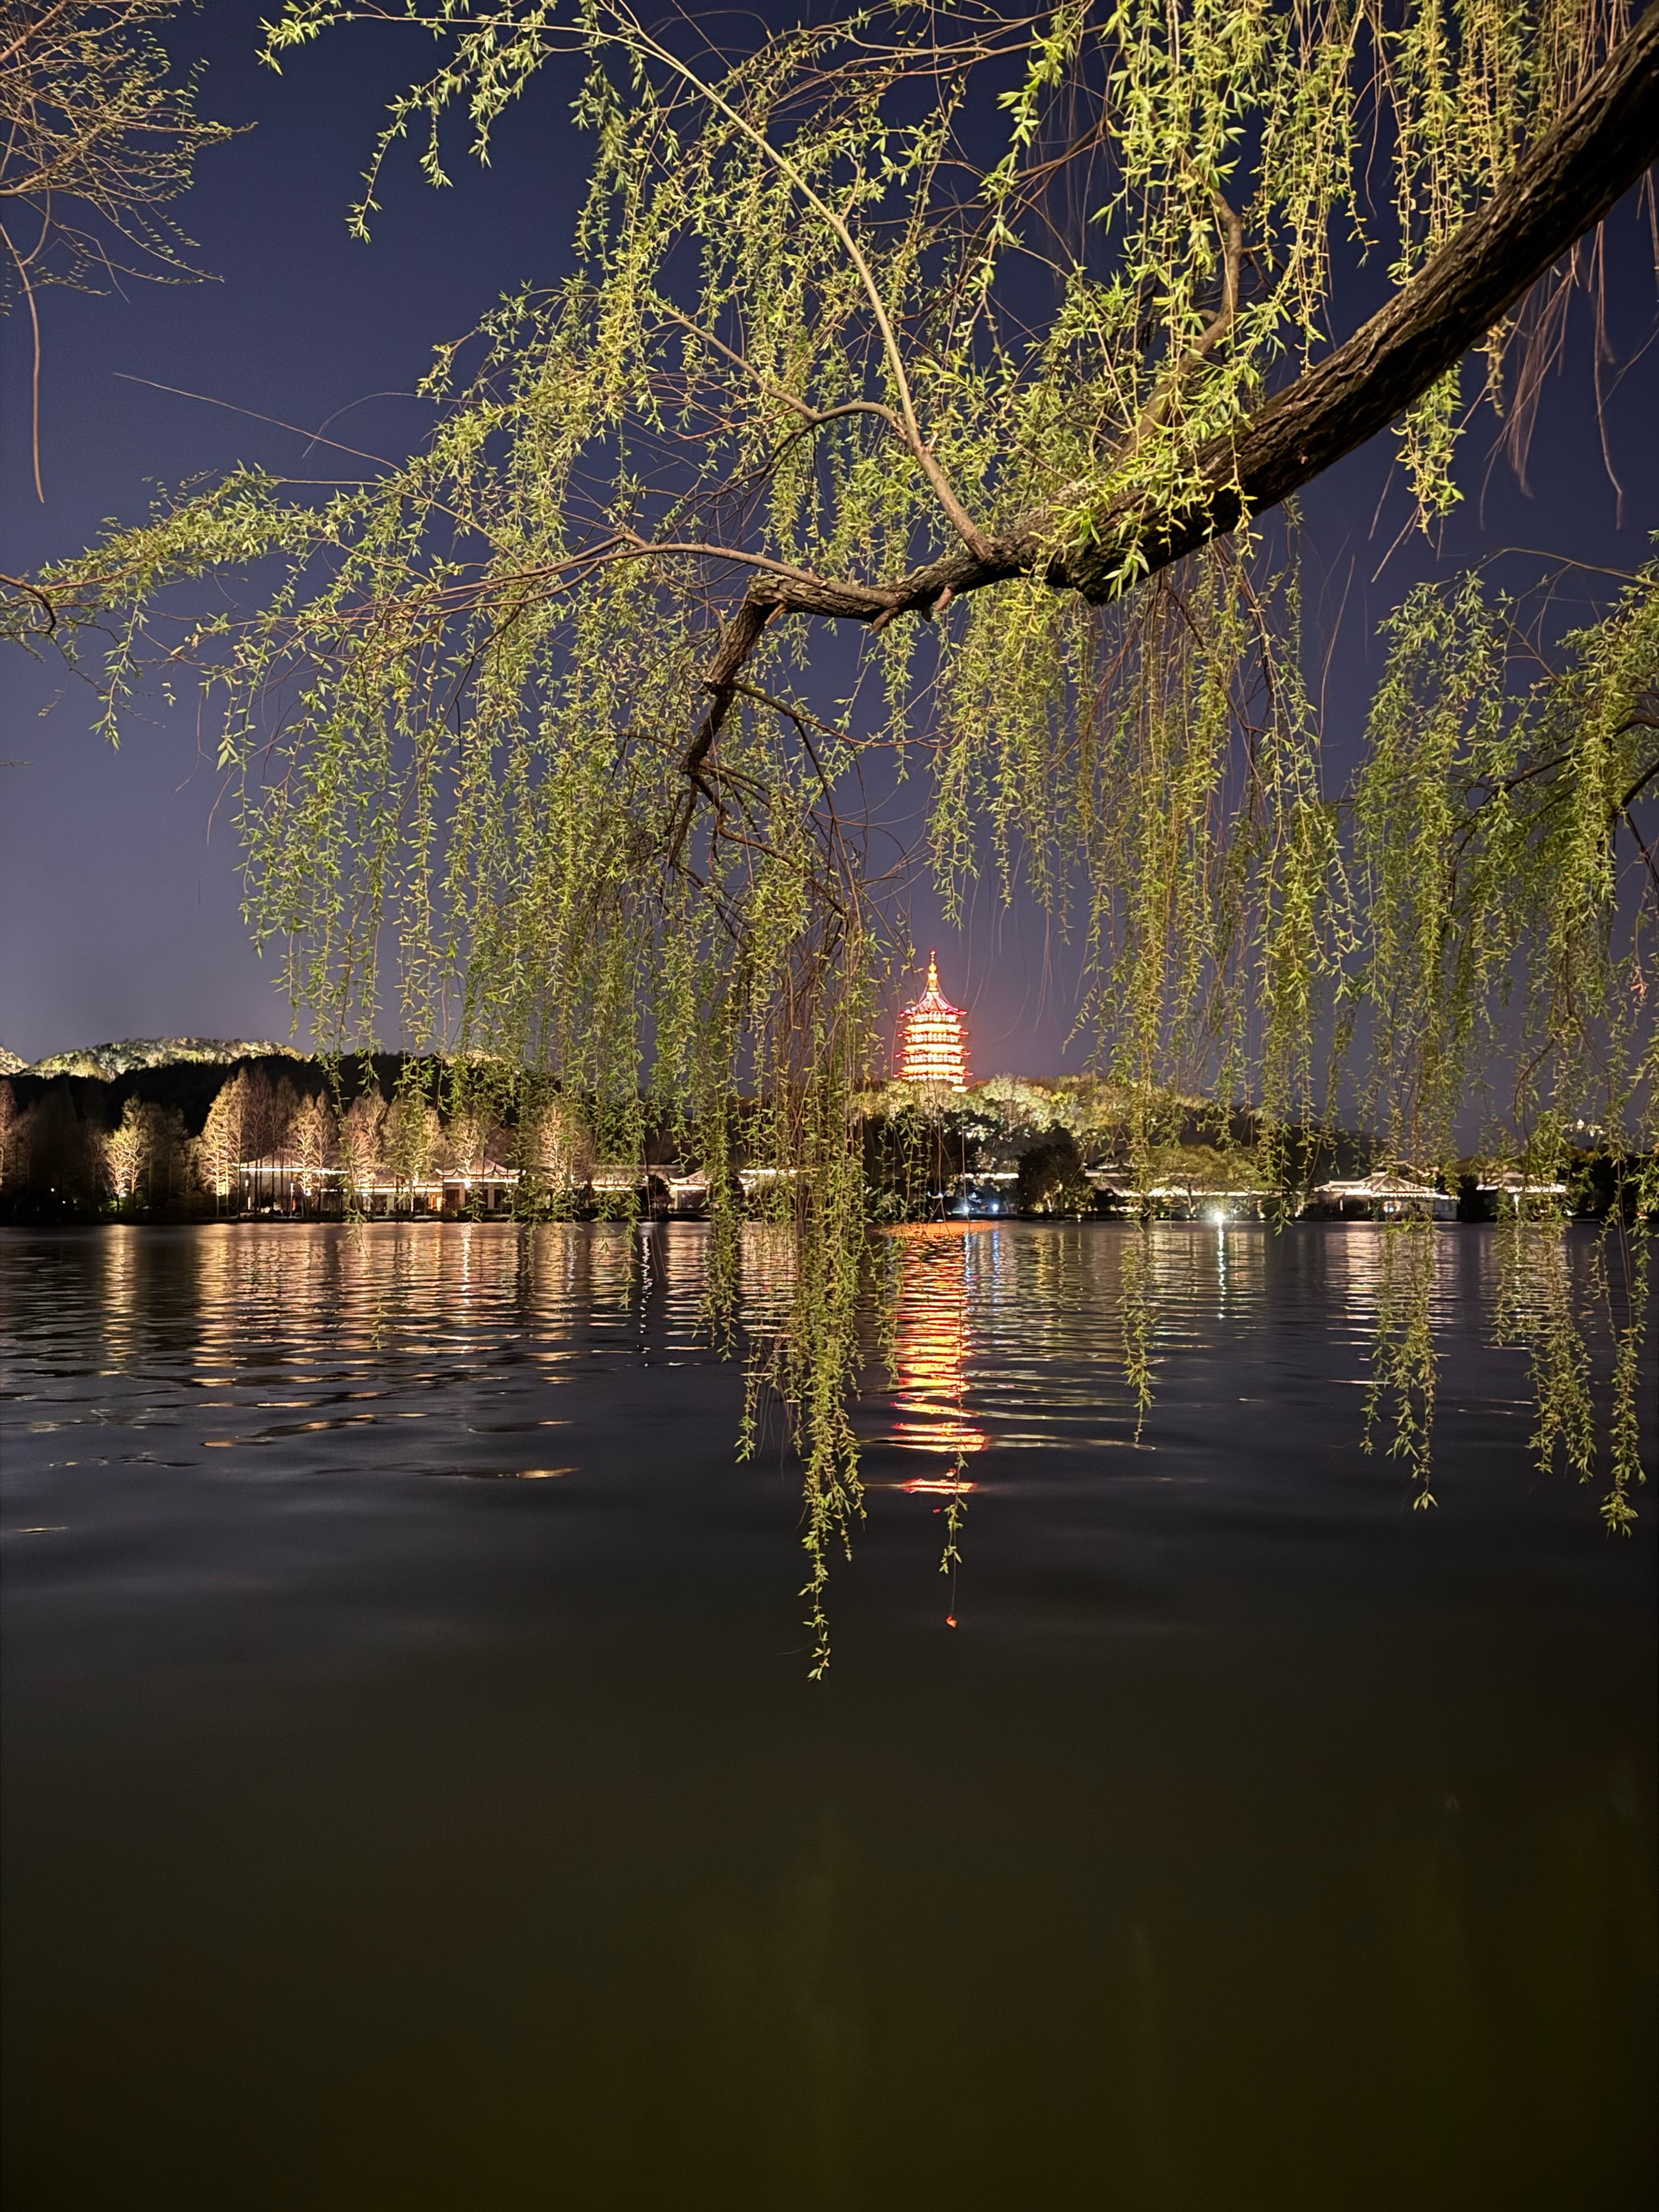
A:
[660, 306, 912, 445]
[599, 9, 994, 562]
[1135, 180, 1245, 441]
[0, 228, 46, 500]
[680, 0, 1659, 781]
[911, 0, 1659, 605]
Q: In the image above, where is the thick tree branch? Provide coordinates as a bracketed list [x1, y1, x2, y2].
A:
[681, 1, 1659, 779]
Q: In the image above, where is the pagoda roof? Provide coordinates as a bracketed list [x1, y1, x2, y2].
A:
[902, 954, 964, 1014]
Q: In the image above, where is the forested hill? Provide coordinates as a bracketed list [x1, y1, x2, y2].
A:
[2, 1048, 407, 1133]
[8, 1039, 302, 1080]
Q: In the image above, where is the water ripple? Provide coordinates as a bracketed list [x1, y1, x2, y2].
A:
[0, 1220, 1642, 1490]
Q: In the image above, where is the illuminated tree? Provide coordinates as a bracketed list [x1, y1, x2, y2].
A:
[104, 1093, 191, 1206]
[339, 1089, 388, 1199]
[290, 1091, 336, 1200]
[514, 1089, 588, 1209]
[195, 1070, 249, 1207]
[104, 1095, 147, 1202]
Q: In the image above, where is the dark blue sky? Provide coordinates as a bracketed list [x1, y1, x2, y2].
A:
[2, 3, 1654, 1069]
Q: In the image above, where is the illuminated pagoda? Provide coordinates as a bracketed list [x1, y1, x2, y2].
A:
[896, 954, 971, 1090]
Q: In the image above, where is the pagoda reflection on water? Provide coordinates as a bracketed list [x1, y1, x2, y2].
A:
[894, 954, 970, 1089]
[889, 1230, 986, 1497]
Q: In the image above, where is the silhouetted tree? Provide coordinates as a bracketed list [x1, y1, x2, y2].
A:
[12, 1081, 102, 1211]
[1016, 1128, 1095, 1216]
[0, 1078, 18, 1189]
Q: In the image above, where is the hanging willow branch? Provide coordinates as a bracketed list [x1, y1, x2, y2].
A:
[7, 0, 1657, 1645]
[684, 0, 1659, 764]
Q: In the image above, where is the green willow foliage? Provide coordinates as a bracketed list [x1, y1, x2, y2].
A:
[8, 0, 1657, 1654]
[1357, 570, 1658, 1166]
[1351, 569, 1657, 1528]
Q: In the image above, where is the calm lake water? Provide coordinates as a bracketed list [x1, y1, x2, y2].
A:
[2, 1221, 1654, 2210]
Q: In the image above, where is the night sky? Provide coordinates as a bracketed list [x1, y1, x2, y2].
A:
[2, 2, 1655, 1070]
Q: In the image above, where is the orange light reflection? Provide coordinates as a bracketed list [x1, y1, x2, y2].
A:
[890, 1232, 988, 1469]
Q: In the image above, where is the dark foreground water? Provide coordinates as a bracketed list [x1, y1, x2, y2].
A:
[2, 1222, 1654, 2210]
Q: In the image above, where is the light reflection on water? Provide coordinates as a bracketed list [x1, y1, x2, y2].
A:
[873, 1219, 1555, 1475]
[2, 1223, 1654, 2212]
[0, 1219, 1636, 1476]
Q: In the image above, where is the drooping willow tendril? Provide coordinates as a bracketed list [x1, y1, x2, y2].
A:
[9, 0, 1656, 1655]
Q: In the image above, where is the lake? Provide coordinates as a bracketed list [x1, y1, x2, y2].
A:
[2, 1221, 1654, 2209]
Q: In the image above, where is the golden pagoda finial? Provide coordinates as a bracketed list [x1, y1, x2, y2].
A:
[926, 952, 939, 993]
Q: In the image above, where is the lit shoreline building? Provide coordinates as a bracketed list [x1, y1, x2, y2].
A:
[896, 954, 970, 1090]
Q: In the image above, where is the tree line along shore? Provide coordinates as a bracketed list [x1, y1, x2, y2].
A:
[0, 1044, 1636, 1227]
